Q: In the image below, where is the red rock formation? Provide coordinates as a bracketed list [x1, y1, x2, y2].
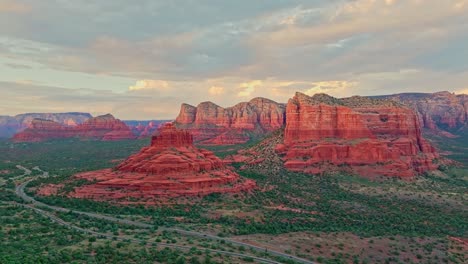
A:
[75, 114, 135, 140]
[67, 123, 255, 202]
[376, 91, 467, 136]
[1, 112, 91, 138]
[280, 92, 439, 178]
[12, 114, 135, 142]
[175, 97, 285, 144]
[125, 120, 169, 138]
[12, 119, 75, 142]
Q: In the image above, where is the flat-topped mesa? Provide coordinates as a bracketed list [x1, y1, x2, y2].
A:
[12, 119, 75, 142]
[12, 114, 135, 142]
[174, 97, 286, 145]
[150, 123, 193, 148]
[281, 92, 439, 178]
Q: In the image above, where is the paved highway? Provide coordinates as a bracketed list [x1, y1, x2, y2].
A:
[12, 202, 283, 264]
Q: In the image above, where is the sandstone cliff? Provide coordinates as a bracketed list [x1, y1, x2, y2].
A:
[279, 92, 439, 178]
[175, 97, 285, 144]
[375, 91, 467, 136]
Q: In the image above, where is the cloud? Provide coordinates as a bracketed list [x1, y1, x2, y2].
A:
[238, 80, 262, 97]
[304, 81, 358, 96]
[208, 86, 225, 95]
[0, 0, 31, 13]
[129, 80, 170, 91]
[455, 88, 468, 94]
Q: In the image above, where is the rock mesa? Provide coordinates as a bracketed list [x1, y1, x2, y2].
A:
[12, 114, 135, 142]
[279, 92, 439, 178]
[375, 91, 467, 136]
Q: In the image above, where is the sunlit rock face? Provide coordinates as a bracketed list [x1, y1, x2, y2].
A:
[68, 123, 256, 202]
[280, 92, 439, 178]
[175, 97, 286, 145]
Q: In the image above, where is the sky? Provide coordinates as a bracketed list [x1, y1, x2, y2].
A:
[1, 0, 468, 120]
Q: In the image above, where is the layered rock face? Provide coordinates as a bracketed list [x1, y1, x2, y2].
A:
[175, 98, 285, 144]
[279, 92, 439, 178]
[12, 114, 135, 142]
[69, 123, 255, 202]
[0, 112, 91, 138]
[74, 114, 135, 140]
[12, 119, 75, 142]
[376, 91, 467, 136]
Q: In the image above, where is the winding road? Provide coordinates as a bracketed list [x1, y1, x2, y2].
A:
[15, 171, 315, 264]
[12, 202, 282, 264]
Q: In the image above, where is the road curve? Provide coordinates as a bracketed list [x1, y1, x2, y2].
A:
[12, 202, 282, 264]
[16, 178, 315, 264]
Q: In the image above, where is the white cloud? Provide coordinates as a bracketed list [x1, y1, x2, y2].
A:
[208, 86, 225, 95]
[304, 80, 358, 96]
[129, 79, 170, 91]
[456, 88, 468, 94]
[0, 0, 31, 13]
[238, 80, 262, 97]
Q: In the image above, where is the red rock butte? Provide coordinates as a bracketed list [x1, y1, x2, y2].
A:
[277, 92, 439, 178]
[69, 123, 255, 202]
[174, 97, 286, 145]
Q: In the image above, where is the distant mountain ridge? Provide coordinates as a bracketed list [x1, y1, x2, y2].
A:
[12, 114, 136, 142]
[0, 112, 92, 138]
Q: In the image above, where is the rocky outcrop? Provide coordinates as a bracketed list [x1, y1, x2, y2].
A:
[12, 114, 135, 142]
[12, 119, 75, 142]
[375, 91, 467, 136]
[74, 114, 135, 140]
[0, 112, 91, 138]
[67, 123, 255, 202]
[279, 92, 439, 178]
[175, 98, 285, 144]
[124, 120, 170, 138]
